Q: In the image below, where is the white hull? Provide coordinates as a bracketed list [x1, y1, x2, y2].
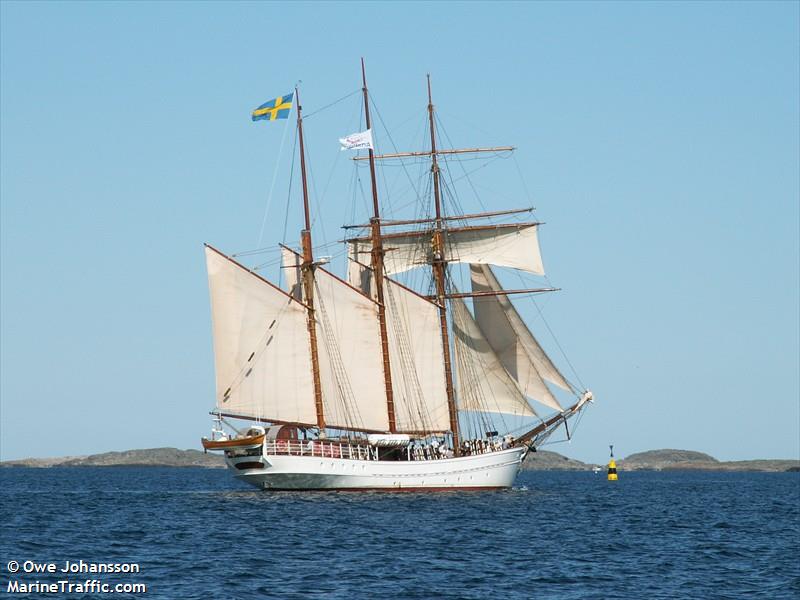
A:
[226, 446, 527, 491]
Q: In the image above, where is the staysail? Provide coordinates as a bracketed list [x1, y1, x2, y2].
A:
[450, 295, 537, 417]
[470, 264, 572, 412]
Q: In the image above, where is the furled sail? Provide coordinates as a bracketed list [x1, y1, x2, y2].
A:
[450, 296, 537, 417]
[470, 264, 572, 412]
[205, 246, 318, 424]
[282, 247, 390, 432]
[347, 223, 544, 279]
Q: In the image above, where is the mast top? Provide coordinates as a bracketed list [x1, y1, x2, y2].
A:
[295, 85, 313, 237]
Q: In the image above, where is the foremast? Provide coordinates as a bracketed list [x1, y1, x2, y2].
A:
[295, 86, 326, 432]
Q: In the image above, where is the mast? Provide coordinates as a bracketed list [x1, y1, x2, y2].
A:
[295, 86, 325, 432]
[427, 74, 460, 453]
[361, 58, 397, 432]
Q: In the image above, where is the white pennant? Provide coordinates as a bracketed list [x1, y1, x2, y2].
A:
[339, 128, 373, 151]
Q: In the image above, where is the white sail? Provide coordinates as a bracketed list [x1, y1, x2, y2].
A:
[205, 246, 318, 424]
[383, 277, 450, 432]
[348, 223, 544, 278]
[450, 296, 537, 417]
[471, 265, 572, 409]
[312, 266, 391, 432]
[282, 246, 390, 432]
[345, 258, 450, 431]
[347, 256, 375, 299]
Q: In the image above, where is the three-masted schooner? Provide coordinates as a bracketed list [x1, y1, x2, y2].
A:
[201, 61, 593, 490]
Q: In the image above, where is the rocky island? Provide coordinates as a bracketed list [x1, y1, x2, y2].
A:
[618, 449, 799, 472]
[521, 449, 599, 471]
[1, 448, 225, 469]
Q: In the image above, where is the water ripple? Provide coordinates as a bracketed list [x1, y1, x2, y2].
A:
[1, 468, 798, 599]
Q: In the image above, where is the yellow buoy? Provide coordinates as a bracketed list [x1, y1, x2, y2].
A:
[607, 444, 618, 481]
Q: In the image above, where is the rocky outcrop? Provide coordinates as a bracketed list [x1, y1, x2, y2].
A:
[619, 449, 799, 472]
[619, 449, 717, 470]
[1, 448, 225, 468]
[521, 449, 597, 471]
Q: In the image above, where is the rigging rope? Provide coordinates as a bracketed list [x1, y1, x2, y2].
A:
[511, 153, 535, 207]
[435, 104, 586, 397]
[303, 88, 361, 120]
[368, 95, 427, 218]
[278, 129, 299, 288]
[383, 276, 436, 432]
[257, 115, 292, 248]
[510, 268, 586, 393]
[337, 88, 580, 443]
[436, 113, 488, 214]
[313, 277, 366, 433]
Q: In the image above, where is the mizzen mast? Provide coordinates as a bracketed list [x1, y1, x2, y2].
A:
[361, 58, 397, 433]
[295, 86, 325, 432]
[427, 74, 461, 453]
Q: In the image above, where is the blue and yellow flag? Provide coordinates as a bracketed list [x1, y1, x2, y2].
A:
[252, 93, 293, 122]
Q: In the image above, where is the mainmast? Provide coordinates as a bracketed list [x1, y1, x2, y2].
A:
[361, 58, 397, 433]
[427, 75, 461, 453]
[295, 86, 325, 432]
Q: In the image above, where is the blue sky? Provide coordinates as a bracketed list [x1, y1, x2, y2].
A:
[1, 1, 798, 462]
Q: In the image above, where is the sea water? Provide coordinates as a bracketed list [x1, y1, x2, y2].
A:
[1, 468, 798, 599]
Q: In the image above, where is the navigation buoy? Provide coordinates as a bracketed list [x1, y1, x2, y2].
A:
[607, 444, 618, 481]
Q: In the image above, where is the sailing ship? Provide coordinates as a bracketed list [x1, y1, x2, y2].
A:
[201, 61, 593, 490]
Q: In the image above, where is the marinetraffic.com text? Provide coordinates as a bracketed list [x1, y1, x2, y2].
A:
[5, 560, 146, 595]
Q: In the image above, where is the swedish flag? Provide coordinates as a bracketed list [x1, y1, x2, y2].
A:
[252, 93, 293, 122]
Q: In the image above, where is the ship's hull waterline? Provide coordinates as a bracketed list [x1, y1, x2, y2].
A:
[226, 447, 527, 491]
